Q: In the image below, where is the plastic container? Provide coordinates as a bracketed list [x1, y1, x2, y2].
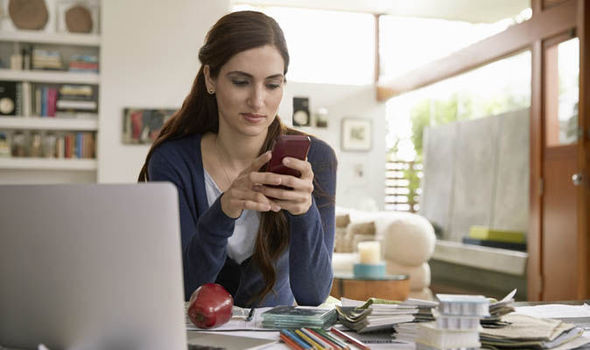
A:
[436, 294, 490, 316]
[436, 315, 481, 330]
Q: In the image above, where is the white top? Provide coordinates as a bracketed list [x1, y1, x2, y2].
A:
[203, 169, 260, 264]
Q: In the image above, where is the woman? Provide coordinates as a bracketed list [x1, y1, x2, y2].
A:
[138, 11, 336, 307]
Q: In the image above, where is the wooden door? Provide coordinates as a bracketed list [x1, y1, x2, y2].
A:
[540, 32, 585, 300]
[542, 145, 578, 300]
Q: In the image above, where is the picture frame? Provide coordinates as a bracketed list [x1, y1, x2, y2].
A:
[122, 108, 175, 145]
[56, 0, 100, 34]
[341, 118, 372, 151]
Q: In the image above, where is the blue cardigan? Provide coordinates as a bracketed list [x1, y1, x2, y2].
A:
[148, 133, 337, 307]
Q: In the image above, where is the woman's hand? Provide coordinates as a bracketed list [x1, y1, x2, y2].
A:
[252, 156, 314, 216]
[219, 151, 282, 218]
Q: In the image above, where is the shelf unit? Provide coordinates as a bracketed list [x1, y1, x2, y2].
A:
[0, 68, 100, 84]
[0, 31, 100, 46]
[0, 157, 97, 171]
[0, 116, 98, 131]
[0, 29, 100, 178]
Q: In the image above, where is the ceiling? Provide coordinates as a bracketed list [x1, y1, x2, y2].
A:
[232, 0, 531, 23]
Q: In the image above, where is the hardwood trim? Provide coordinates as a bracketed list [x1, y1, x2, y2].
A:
[376, 0, 577, 101]
[533, 0, 543, 14]
[577, 0, 590, 299]
[528, 40, 544, 301]
[542, 29, 576, 48]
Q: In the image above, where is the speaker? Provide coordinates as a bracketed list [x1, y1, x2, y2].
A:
[292, 96, 310, 127]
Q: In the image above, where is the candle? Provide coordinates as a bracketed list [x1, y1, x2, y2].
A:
[358, 241, 381, 264]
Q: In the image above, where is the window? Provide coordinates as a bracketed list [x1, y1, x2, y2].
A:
[379, 6, 531, 82]
[385, 51, 531, 213]
[544, 38, 579, 146]
[232, 5, 375, 85]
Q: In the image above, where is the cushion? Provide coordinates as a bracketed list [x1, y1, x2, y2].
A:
[335, 213, 350, 228]
[347, 221, 376, 236]
[386, 261, 430, 290]
[382, 213, 436, 266]
[334, 227, 349, 253]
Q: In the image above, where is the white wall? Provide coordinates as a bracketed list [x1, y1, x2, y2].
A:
[98, 0, 229, 182]
[99, 2, 387, 209]
[279, 82, 387, 210]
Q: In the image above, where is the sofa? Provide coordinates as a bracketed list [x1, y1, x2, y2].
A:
[332, 207, 436, 300]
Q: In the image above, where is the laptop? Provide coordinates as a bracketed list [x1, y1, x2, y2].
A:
[0, 183, 187, 350]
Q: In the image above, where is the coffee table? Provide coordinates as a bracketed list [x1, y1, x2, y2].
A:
[330, 273, 410, 301]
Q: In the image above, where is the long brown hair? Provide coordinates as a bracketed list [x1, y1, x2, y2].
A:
[138, 11, 293, 304]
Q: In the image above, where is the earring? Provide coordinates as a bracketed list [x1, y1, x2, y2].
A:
[208, 88, 215, 94]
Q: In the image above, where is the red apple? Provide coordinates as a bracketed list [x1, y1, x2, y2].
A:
[187, 283, 234, 329]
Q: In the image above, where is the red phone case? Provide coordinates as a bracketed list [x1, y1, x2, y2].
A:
[268, 135, 311, 177]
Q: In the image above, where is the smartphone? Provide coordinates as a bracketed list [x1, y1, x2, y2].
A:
[267, 135, 311, 178]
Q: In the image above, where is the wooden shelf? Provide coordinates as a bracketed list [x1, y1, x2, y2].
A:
[0, 31, 100, 46]
[0, 158, 97, 171]
[0, 69, 99, 84]
[0, 116, 98, 131]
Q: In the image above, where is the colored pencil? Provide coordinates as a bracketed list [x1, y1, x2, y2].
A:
[281, 333, 305, 350]
[301, 328, 333, 350]
[330, 327, 371, 350]
[282, 329, 313, 350]
[306, 328, 342, 350]
[295, 329, 325, 350]
[313, 328, 350, 349]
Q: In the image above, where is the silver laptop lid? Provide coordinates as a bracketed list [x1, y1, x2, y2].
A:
[0, 183, 187, 350]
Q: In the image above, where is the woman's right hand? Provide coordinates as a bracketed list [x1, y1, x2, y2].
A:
[219, 151, 282, 218]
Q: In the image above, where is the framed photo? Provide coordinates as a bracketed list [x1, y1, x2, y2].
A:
[341, 118, 372, 151]
[122, 108, 175, 145]
[56, 0, 100, 34]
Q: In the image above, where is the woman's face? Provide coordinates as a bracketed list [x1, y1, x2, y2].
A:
[206, 45, 285, 139]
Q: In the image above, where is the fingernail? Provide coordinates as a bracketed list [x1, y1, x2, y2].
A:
[272, 205, 281, 212]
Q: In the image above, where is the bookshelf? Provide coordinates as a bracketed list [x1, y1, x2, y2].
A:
[0, 116, 98, 131]
[0, 157, 97, 171]
[0, 68, 100, 84]
[0, 23, 101, 183]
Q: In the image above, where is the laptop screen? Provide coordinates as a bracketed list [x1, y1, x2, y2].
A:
[0, 183, 187, 350]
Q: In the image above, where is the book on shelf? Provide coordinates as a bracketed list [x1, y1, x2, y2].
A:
[0, 130, 95, 159]
[68, 54, 99, 73]
[468, 226, 525, 243]
[32, 49, 63, 71]
[462, 237, 526, 252]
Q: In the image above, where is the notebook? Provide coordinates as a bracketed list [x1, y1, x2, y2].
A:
[0, 183, 187, 350]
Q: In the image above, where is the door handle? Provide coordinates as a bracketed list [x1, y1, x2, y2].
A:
[572, 173, 583, 186]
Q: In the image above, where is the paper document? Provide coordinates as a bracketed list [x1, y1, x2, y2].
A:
[515, 304, 590, 319]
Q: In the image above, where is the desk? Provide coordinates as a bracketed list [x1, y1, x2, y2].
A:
[330, 273, 410, 301]
[186, 301, 590, 350]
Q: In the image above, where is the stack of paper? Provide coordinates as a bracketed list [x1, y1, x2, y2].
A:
[336, 297, 436, 333]
[414, 294, 490, 349]
[480, 313, 587, 349]
[481, 289, 516, 328]
[261, 306, 337, 329]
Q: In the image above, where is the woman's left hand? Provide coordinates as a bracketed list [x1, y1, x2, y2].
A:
[254, 157, 314, 216]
